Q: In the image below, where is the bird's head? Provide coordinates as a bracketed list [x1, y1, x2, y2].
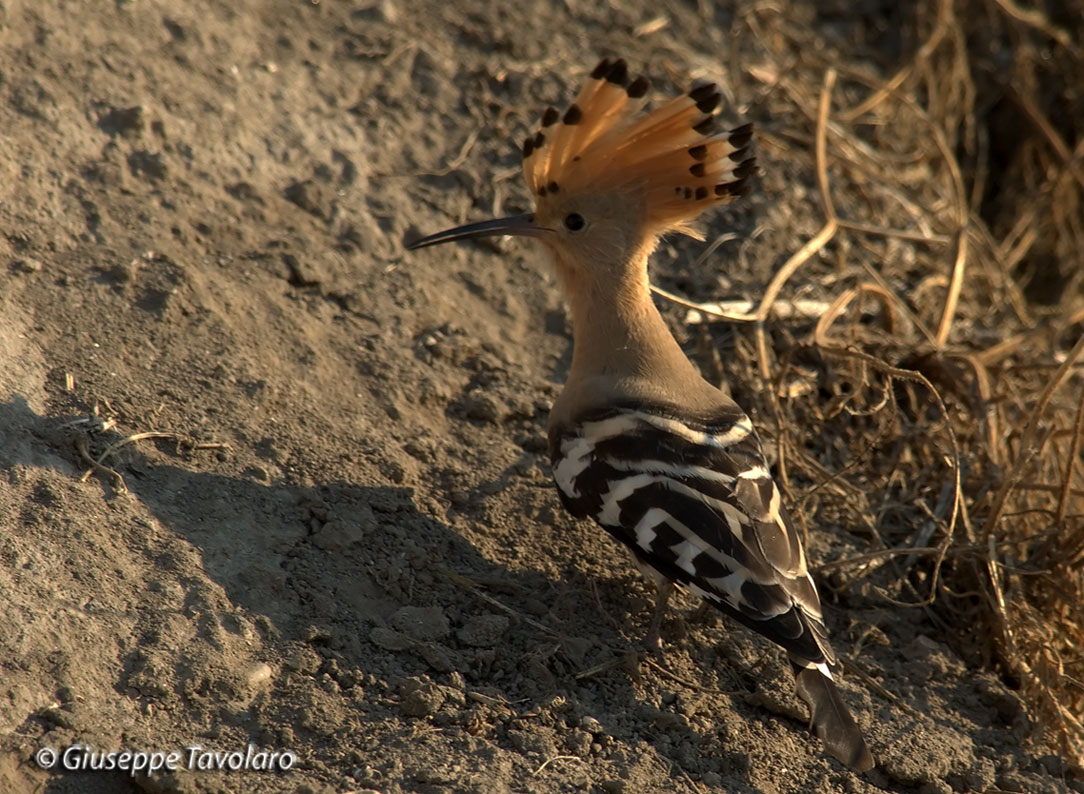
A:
[408, 57, 756, 286]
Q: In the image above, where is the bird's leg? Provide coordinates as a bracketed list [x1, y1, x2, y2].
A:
[641, 579, 674, 660]
[689, 599, 715, 624]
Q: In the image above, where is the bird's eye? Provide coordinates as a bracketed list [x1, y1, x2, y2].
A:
[563, 213, 586, 231]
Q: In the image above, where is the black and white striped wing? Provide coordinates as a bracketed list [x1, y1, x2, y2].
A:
[548, 399, 834, 671]
[549, 398, 875, 771]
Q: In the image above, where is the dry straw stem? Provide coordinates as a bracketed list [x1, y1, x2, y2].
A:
[74, 418, 228, 495]
[814, 287, 963, 609]
[982, 334, 1084, 541]
[836, 13, 972, 349]
[838, 0, 955, 123]
[74, 433, 127, 493]
[532, 756, 582, 777]
[1059, 390, 1084, 526]
[752, 68, 838, 383]
[991, 0, 1073, 49]
[440, 567, 562, 640]
[872, 87, 969, 350]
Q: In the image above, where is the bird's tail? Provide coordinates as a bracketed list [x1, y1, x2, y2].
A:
[790, 656, 875, 772]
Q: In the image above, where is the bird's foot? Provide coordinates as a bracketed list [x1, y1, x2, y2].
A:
[638, 624, 668, 666]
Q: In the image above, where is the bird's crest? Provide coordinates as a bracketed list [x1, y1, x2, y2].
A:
[522, 57, 757, 237]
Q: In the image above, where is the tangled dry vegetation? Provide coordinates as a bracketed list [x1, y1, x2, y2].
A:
[664, 0, 1083, 767]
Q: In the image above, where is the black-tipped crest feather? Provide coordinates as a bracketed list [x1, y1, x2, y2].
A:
[729, 122, 754, 148]
[590, 58, 613, 79]
[604, 58, 629, 85]
[692, 116, 717, 135]
[626, 75, 650, 98]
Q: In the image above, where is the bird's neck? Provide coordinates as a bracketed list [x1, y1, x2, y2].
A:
[553, 253, 699, 387]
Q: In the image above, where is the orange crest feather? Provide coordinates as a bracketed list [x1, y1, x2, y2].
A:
[522, 57, 757, 235]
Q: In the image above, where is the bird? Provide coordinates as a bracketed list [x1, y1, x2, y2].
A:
[406, 56, 874, 773]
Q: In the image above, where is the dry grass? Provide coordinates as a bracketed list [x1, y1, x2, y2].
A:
[668, 0, 1084, 766]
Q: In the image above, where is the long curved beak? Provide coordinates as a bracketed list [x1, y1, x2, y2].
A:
[406, 213, 551, 250]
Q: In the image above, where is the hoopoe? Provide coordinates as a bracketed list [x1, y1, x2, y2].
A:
[407, 57, 874, 772]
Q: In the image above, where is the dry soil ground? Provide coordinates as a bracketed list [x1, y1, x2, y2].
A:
[0, 1, 1080, 793]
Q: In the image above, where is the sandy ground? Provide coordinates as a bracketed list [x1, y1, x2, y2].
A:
[1, 1, 1080, 792]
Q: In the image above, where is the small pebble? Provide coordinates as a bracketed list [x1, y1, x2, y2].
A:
[456, 614, 510, 648]
[12, 257, 43, 273]
[245, 662, 274, 690]
[400, 676, 445, 717]
[579, 715, 603, 734]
